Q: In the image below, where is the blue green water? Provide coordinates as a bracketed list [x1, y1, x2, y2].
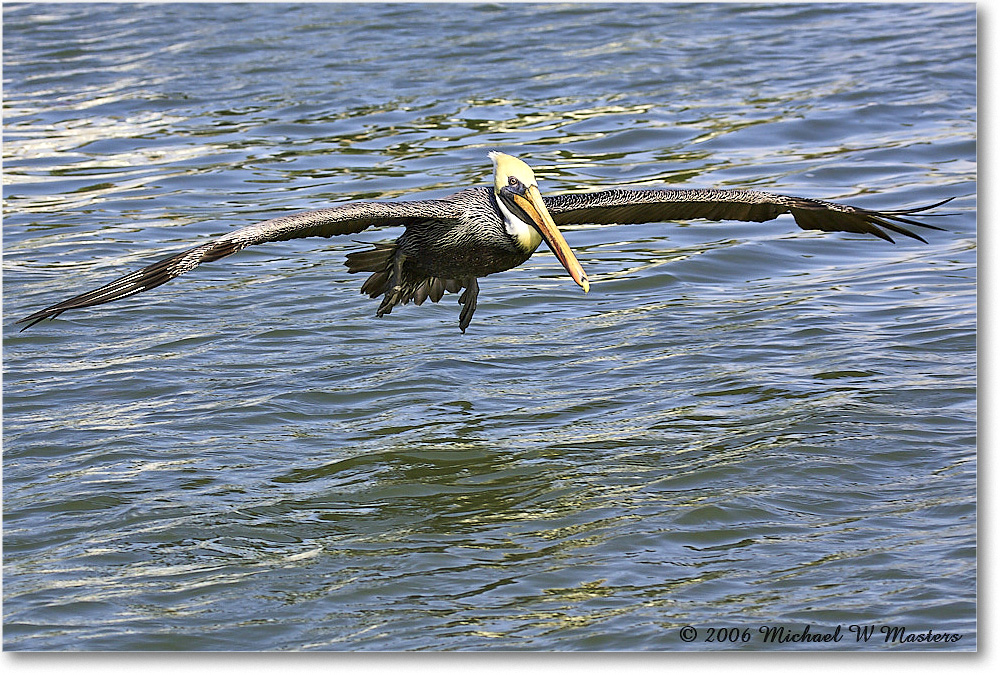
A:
[3, 3, 975, 650]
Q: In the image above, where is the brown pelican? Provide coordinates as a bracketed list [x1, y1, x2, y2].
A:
[17, 152, 950, 332]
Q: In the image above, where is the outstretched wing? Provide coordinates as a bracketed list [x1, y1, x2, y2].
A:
[544, 188, 951, 243]
[16, 199, 446, 329]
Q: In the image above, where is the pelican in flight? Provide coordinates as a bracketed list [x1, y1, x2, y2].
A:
[17, 152, 949, 332]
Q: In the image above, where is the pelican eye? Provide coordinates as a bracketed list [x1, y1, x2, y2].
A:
[508, 176, 520, 187]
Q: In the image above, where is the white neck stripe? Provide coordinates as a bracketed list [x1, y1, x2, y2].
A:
[496, 195, 543, 253]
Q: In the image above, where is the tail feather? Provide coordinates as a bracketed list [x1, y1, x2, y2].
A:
[345, 242, 471, 325]
[345, 241, 396, 275]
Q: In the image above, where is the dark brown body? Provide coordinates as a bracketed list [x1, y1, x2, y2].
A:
[345, 188, 535, 331]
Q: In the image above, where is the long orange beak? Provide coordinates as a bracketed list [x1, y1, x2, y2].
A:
[514, 184, 590, 293]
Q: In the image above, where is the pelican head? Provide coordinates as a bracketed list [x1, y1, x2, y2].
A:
[488, 151, 589, 293]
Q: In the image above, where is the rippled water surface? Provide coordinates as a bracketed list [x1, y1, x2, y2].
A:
[3, 3, 976, 651]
